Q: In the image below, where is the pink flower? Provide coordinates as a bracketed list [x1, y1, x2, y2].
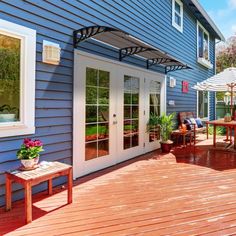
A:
[28, 141, 35, 147]
[34, 140, 43, 147]
[23, 138, 31, 145]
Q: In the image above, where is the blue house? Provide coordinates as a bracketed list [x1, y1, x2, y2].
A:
[0, 0, 224, 205]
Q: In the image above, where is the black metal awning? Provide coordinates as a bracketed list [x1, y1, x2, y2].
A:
[73, 26, 192, 73]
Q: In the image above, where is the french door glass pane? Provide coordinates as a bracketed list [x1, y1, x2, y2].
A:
[123, 75, 139, 150]
[85, 67, 110, 161]
[149, 81, 161, 142]
[0, 34, 21, 123]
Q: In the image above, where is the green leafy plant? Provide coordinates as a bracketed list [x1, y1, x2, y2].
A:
[17, 138, 44, 160]
[147, 113, 175, 142]
[0, 104, 18, 114]
[208, 125, 226, 136]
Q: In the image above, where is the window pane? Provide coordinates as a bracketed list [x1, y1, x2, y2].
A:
[204, 33, 209, 60]
[198, 91, 208, 118]
[86, 87, 97, 104]
[85, 124, 97, 142]
[198, 27, 204, 58]
[99, 70, 109, 88]
[175, 1, 181, 14]
[98, 140, 109, 157]
[204, 91, 208, 117]
[86, 105, 97, 123]
[86, 68, 98, 86]
[0, 34, 20, 123]
[85, 142, 97, 161]
[175, 13, 181, 26]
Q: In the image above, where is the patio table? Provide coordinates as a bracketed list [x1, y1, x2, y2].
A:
[206, 119, 236, 148]
[5, 161, 72, 224]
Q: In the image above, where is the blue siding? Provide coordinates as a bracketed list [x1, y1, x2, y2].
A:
[0, 0, 217, 205]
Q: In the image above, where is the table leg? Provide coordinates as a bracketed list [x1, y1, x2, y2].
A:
[5, 175, 12, 211]
[68, 168, 73, 204]
[213, 125, 216, 147]
[230, 128, 232, 144]
[190, 132, 192, 146]
[234, 126, 236, 149]
[206, 123, 208, 139]
[183, 134, 186, 147]
[48, 179, 53, 195]
[25, 182, 32, 224]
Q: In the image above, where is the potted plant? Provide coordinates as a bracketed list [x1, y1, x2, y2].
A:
[17, 138, 44, 169]
[147, 113, 175, 153]
[0, 104, 18, 122]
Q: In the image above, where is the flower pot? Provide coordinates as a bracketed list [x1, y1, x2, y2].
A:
[21, 157, 39, 169]
[0, 113, 16, 122]
[160, 141, 173, 153]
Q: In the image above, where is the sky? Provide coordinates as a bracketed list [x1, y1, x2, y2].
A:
[199, 0, 236, 40]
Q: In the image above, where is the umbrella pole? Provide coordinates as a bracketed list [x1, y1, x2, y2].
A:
[228, 83, 236, 116]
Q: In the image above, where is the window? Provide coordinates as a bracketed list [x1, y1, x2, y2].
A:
[172, 0, 183, 32]
[0, 19, 36, 137]
[198, 91, 209, 119]
[197, 22, 213, 69]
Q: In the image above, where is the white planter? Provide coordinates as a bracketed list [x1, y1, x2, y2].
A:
[0, 114, 16, 122]
[21, 157, 39, 169]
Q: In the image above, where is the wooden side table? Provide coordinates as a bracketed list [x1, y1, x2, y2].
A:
[171, 130, 193, 147]
[5, 161, 73, 224]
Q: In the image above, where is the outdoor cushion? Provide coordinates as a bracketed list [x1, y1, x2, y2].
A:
[189, 118, 196, 125]
[195, 118, 203, 128]
[184, 118, 192, 130]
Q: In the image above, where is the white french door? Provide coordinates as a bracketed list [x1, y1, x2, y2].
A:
[73, 51, 166, 178]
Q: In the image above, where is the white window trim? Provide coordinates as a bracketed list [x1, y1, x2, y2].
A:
[172, 0, 183, 33]
[197, 90, 209, 121]
[0, 19, 36, 138]
[197, 21, 213, 69]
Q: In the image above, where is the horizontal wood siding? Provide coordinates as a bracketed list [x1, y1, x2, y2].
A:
[0, 0, 217, 205]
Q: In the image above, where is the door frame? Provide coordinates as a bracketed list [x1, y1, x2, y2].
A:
[73, 50, 167, 179]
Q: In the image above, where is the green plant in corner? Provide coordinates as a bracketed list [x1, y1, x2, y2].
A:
[147, 113, 176, 142]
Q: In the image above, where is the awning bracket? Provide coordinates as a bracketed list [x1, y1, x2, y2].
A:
[119, 46, 153, 61]
[73, 25, 119, 48]
[147, 58, 178, 69]
[165, 65, 190, 73]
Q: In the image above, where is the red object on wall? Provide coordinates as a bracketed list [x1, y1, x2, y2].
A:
[182, 81, 189, 93]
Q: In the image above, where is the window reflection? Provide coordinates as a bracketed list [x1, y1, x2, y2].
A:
[0, 34, 20, 123]
[123, 76, 139, 150]
[149, 81, 161, 142]
[85, 68, 110, 161]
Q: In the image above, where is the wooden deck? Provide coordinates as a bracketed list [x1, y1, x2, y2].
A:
[2, 138, 236, 235]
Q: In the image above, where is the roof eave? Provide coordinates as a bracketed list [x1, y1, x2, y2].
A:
[190, 0, 225, 42]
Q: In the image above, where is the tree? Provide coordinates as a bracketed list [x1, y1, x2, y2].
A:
[216, 35, 236, 73]
[216, 35, 236, 101]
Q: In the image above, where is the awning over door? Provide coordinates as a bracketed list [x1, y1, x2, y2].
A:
[73, 26, 192, 73]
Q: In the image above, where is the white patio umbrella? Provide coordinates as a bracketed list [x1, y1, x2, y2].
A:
[193, 67, 236, 115]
